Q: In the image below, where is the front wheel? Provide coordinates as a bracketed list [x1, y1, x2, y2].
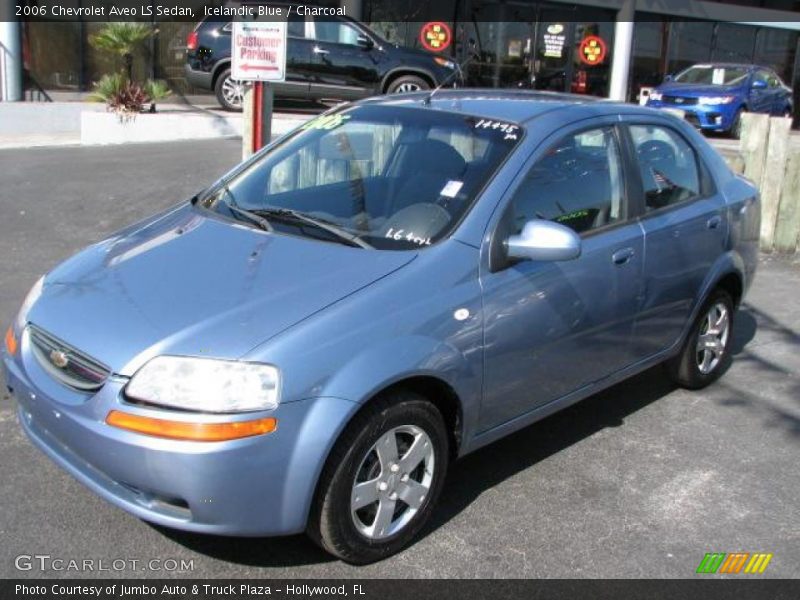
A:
[667, 289, 734, 389]
[307, 390, 449, 564]
[386, 75, 430, 94]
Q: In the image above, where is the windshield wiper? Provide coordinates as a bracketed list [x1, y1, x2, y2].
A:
[255, 207, 373, 249]
[221, 184, 274, 233]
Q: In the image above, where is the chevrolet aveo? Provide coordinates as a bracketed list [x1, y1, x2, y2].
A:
[3, 91, 759, 564]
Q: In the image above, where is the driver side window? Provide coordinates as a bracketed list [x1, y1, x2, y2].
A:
[508, 127, 624, 235]
[312, 19, 360, 45]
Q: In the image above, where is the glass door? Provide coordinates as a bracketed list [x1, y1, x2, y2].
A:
[531, 16, 574, 92]
[467, 2, 538, 88]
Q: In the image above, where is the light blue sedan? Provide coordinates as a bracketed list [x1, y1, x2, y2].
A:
[2, 90, 760, 563]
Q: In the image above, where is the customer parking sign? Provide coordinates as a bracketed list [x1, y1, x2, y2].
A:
[231, 21, 287, 82]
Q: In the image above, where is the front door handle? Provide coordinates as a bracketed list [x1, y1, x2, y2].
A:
[612, 247, 635, 265]
[706, 215, 722, 230]
[313, 46, 330, 55]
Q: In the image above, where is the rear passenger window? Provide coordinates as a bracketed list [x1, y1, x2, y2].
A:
[508, 127, 624, 235]
[630, 125, 700, 210]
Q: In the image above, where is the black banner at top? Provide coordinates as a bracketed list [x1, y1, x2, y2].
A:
[4, 0, 800, 22]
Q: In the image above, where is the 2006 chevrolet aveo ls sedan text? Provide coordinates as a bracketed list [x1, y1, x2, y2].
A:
[3, 90, 759, 564]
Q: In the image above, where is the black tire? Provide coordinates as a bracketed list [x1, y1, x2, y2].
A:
[307, 390, 449, 564]
[729, 108, 745, 139]
[667, 289, 735, 390]
[214, 68, 245, 112]
[386, 75, 431, 95]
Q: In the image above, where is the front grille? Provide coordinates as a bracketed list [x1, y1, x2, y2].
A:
[28, 325, 111, 392]
[663, 95, 698, 106]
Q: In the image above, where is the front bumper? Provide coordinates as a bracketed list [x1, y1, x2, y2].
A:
[647, 100, 737, 132]
[2, 329, 357, 536]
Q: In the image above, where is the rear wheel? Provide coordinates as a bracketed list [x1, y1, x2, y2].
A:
[386, 75, 430, 94]
[214, 68, 246, 111]
[667, 289, 734, 389]
[308, 390, 448, 564]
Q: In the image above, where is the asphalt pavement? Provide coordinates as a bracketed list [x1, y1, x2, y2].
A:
[0, 140, 798, 578]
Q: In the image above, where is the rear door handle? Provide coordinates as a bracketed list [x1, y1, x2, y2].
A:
[612, 247, 635, 265]
[706, 215, 722, 230]
[313, 46, 330, 55]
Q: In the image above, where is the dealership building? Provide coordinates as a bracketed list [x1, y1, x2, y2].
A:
[1, 0, 799, 113]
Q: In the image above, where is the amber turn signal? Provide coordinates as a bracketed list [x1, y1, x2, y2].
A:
[105, 410, 277, 442]
[4, 326, 18, 356]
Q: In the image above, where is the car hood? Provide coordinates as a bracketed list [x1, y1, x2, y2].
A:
[28, 204, 416, 376]
[655, 82, 743, 97]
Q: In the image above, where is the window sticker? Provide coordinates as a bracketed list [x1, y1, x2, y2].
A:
[473, 118, 520, 140]
[301, 114, 351, 131]
[385, 228, 432, 246]
[712, 68, 725, 85]
[440, 180, 464, 198]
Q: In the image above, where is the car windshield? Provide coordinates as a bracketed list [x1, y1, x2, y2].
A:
[200, 105, 521, 250]
[674, 65, 749, 86]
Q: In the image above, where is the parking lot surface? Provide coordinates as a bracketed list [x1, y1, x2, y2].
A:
[1, 140, 798, 578]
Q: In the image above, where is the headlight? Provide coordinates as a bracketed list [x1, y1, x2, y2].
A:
[126, 356, 281, 413]
[648, 91, 663, 102]
[433, 56, 456, 69]
[698, 96, 734, 105]
[15, 276, 44, 331]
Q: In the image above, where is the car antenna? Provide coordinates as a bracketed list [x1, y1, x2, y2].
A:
[422, 48, 477, 106]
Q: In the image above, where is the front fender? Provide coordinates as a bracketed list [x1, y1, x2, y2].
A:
[380, 66, 439, 91]
[322, 335, 477, 405]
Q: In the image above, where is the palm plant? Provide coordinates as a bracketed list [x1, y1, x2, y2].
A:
[89, 23, 153, 81]
[142, 79, 172, 112]
[89, 72, 151, 122]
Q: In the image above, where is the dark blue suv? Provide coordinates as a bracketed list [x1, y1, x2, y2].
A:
[646, 63, 793, 138]
[185, 10, 458, 110]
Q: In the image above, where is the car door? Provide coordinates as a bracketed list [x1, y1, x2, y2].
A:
[478, 123, 644, 432]
[623, 120, 728, 359]
[766, 70, 787, 114]
[307, 17, 381, 99]
[271, 12, 313, 98]
[749, 69, 774, 114]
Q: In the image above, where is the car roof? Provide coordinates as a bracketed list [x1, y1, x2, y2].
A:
[356, 88, 654, 125]
[683, 62, 758, 70]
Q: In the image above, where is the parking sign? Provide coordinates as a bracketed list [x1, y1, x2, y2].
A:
[231, 20, 287, 82]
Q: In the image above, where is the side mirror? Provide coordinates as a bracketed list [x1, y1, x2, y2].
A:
[506, 220, 581, 263]
[752, 79, 767, 90]
[356, 35, 374, 50]
[663, 74, 673, 83]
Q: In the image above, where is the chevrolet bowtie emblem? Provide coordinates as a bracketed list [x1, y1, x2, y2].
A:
[50, 349, 69, 369]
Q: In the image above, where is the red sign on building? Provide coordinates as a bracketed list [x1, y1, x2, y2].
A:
[420, 22, 452, 52]
[579, 35, 607, 66]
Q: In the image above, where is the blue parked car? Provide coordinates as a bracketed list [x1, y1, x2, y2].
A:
[3, 91, 760, 564]
[646, 63, 793, 138]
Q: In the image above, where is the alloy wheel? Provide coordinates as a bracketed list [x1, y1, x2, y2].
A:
[394, 82, 421, 93]
[696, 301, 730, 374]
[221, 76, 246, 108]
[351, 425, 434, 540]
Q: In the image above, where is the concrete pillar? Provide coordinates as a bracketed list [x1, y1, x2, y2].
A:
[341, 0, 363, 21]
[608, 0, 634, 102]
[0, 10, 24, 101]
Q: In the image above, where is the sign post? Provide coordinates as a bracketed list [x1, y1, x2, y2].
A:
[232, 19, 287, 157]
